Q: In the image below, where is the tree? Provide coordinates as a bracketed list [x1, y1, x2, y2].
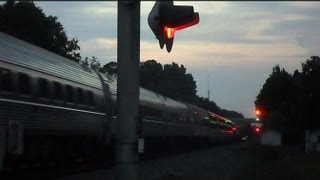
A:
[102, 60, 198, 103]
[88, 56, 101, 71]
[140, 59, 163, 92]
[256, 56, 320, 132]
[194, 96, 219, 113]
[255, 65, 298, 131]
[264, 110, 288, 131]
[80, 56, 101, 71]
[0, 0, 81, 62]
[155, 61, 197, 102]
[218, 109, 244, 119]
[298, 56, 320, 129]
[101, 61, 118, 76]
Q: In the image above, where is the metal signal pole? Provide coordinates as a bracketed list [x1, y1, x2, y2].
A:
[116, 1, 140, 180]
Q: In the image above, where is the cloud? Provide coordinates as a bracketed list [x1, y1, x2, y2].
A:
[169, 2, 316, 48]
[180, 1, 231, 15]
[81, 3, 117, 16]
[141, 39, 308, 67]
[140, 1, 231, 16]
[79, 38, 117, 62]
[287, 2, 320, 9]
[36, 2, 117, 41]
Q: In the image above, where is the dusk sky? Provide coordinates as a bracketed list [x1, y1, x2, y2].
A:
[21, 1, 320, 118]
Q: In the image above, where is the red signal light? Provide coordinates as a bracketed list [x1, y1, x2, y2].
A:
[255, 110, 261, 116]
[255, 127, 260, 133]
[231, 127, 237, 131]
[164, 26, 175, 39]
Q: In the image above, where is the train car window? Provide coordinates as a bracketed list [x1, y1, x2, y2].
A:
[171, 113, 180, 122]
[86, 90, 94, 106]
[18, 72, 31, 95]
[0, 68, 12, 92]
[143, 106, 150, 116]
[77, 88, 84, 104]
[153, 108, 161, 118]
[39, 78, 49, 98]
[139, 104, 144, 116]
[146, 107, 152, 117]
[53, 81, 63, 100]
[144, 106, 163, 119]
[66, 85, 74, 103]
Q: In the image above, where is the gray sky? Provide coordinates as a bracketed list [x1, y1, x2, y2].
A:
[29, 2, 320, 117]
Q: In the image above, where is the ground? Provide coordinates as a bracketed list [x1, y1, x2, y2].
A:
[58, 138, 320, 180]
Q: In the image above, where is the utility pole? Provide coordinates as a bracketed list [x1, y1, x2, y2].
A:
[116, 1, 140, 180]
[207, 73, 210, 101]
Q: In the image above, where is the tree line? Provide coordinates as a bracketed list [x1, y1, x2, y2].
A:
[255, 56, 320, 142]
[0, 0, 244, 119]
[100, 60, 244, 119]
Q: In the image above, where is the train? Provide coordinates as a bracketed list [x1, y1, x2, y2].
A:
[0, 32, 240, 171]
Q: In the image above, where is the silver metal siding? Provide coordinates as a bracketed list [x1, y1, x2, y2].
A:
[0, 32, 102, 90]
[0, 100, 106, 135]
[140, 88, 165, 108]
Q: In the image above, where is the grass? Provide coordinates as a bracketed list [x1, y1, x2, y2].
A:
[241, 145, 320, 180]
[277, 152, 320, 180]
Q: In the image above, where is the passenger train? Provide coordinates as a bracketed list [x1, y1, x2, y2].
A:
[0, 32, 239, 171]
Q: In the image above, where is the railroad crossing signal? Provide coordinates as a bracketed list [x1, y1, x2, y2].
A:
[255, 108, 263, 119]
[148, 1, 199, 52]
[255, 109, 261, 116]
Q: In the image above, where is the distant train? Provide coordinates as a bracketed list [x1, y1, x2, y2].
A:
[0, 32, 240, 171]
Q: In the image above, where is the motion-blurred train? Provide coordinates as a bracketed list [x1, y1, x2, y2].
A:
[0, 32, 240, 171]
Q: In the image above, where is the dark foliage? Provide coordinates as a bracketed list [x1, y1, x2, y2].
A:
[80, 56, 101, 71]
[255, 56, 320, 133]
[299, 56, 320, 129]
[100, 61, 118, 76]
[0, 0, 81, 62]
[140, 60, 197, 103]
